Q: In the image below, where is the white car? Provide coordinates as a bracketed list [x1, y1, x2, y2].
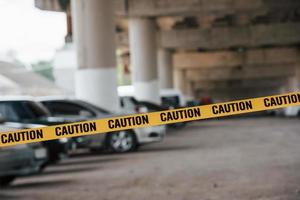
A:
[118, 85, 187, 128]
[38, 98, 166, 153]
[283, 106, 300, 117]
[118, 85, 186, 108]
[266, 106, 300, 117]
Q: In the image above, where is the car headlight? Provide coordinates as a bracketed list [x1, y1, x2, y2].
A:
[59, 138, 68, 143]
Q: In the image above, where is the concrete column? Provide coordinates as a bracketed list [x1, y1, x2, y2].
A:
[72, 0, 119, 112]
[174, 69, 185, 92]
[281, 75, 299, 115]
[129, 18, 160, 104]
[278, 75, 298, 94]
[286, 76, 298, 92]
[158, 48, 173, 89]
[174, 69, 193, 95]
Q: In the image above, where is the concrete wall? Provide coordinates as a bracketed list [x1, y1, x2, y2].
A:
[161, 23, 300, 50]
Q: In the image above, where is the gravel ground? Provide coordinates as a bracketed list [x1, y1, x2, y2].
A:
[1, 117, 300, 200]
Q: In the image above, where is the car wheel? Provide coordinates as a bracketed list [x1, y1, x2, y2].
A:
[107, 130, 137, 153]
[0, 176, 16, 187]
[39, 162, 48, 172]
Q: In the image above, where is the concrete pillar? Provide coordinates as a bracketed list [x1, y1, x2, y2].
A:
[286, 76, 298, 92]
[72, 0, 119, 112]
[174, 69, 183, 91]
[281, 75, 299, 115]
[158, 48, 173, 89]
[129, 18, 160, 104]
[278, 75, 298, 95]
[174, 69, 193, 95]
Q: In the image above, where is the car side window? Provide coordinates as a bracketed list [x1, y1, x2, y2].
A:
[0, 102, 19, 122]
[44, 102, 96, 117]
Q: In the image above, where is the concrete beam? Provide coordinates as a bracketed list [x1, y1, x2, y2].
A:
[174, 48, 300, 69]
[193, 77, 288, 90]
[118, 23, 300, 49]
[197, 86, 280, 94]
[36, 0, 300, 17]
[115, 0, 300, 17]
[161, 23, 300, 50]
[34, 0, 64, 12]
[185, 65, 295, 81]
[196, 87, 281, 101]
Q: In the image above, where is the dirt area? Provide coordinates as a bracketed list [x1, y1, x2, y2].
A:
[1, 117, 300, 200]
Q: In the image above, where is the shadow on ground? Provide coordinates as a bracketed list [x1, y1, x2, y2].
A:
[3, 179, 74, 190]
[69, 150, 109, 158]
[57, 157, 122, 167]
[36, 166, 100, 176]
[0, 193, 20, 200]
[137, 145, 197, 154]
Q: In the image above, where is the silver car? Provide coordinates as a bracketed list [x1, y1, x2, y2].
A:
[38, 98, 166, 153]
[0, 124, 48, 186]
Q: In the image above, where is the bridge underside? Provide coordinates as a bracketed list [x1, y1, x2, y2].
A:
[35, 0, 300, 103]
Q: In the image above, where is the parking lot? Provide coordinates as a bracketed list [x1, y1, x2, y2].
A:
[1, 117, 300, 200]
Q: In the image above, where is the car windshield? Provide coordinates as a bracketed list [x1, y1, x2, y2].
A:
[161, 96, 180, 108]
[138, 101, 166, 111]
[76, 100, 110, 114]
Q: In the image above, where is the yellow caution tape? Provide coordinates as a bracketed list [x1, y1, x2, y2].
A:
[1, 92, 300, 147]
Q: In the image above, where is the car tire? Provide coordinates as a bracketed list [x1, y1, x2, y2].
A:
[0, 176, 16, 187]
[106, 130, 138, 153]
[39, 163, 48, 172]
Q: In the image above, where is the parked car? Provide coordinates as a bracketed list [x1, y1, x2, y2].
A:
[0, 97, 71, 163]
[38, 97, 166, 153]
[282, 106, 300, 117]
[0, 122, 48, 186]
[118, 86, 186, 108]
[119, 92, 187, 128]
[160, 88, 186, 108]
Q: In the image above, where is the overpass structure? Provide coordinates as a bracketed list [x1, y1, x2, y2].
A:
[35, 0, 300, 109]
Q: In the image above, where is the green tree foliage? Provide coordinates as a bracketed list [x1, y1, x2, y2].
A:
[31, 61, 54, 81]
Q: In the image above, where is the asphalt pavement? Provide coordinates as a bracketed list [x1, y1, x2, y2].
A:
[1, 117, 300, 200]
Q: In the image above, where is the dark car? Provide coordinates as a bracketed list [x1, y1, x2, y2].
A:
[0, 120, 48, 186]
[0, 98, 71, 163]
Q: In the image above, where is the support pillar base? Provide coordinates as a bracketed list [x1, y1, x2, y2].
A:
[75, 68, 119, 112]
